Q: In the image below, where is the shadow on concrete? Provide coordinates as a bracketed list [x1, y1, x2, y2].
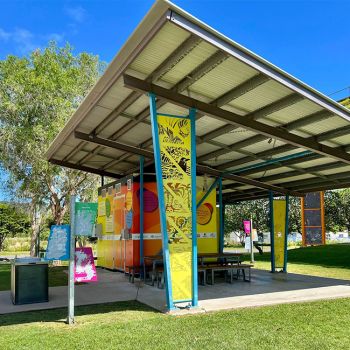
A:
[198, 269, 350, 301]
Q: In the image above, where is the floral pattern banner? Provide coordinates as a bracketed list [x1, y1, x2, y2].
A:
[273, 199, 286, 268]
[157, 115, 192, 302]
[74, 247, 98, 282]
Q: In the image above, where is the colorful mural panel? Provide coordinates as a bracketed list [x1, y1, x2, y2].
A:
[157, 115, 193, 302]
[273, 199, 286, 269]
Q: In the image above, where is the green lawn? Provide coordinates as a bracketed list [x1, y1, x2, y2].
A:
[1, 298, 350, 349]
[0, 264, 67, 291]
[243, 243, 350, 280]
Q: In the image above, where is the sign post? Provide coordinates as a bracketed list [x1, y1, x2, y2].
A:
[67, 195, 76, 324]
[250, 217, 254, 263]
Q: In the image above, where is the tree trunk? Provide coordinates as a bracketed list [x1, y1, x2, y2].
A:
[54, 205, 67, 225]
[30, 204, 42, 257]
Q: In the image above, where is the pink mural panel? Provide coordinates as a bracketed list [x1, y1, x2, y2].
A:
[74, 247, 98, 282]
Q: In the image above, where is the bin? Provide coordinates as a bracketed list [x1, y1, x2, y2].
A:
[11, 258, 49, 305]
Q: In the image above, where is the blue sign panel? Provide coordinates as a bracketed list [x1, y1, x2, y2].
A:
[45, 225, 70, 261]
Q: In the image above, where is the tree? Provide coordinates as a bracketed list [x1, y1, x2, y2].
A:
[288, 196, 301, 233]
[338, 189, 350, 232]
[0, 42, 104, 255]
[225, 196, 302, 239]
[324, 191, 344, 232]
[0, 203, 30, 251]
[225, 199, 270, 236]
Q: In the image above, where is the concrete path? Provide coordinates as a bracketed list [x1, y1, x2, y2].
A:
[1, 268, 350, 315]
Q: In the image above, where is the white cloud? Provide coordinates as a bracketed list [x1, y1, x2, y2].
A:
[46, 33, 64, 43]
[65, 6, 87, 23]
[0, 28, 10, 41]
[0, 27, 65, 55]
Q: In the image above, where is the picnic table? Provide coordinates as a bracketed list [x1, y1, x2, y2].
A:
[197, 252, 243, 265]
[142, 252, 245, 286]
[143, 255, 163, 286]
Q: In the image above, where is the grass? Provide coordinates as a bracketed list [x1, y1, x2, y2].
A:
[1, 298, 350, 349]
[0, 264, 67, 291]
[1, 244, 350, 348]
[244, 243, 350, 279]
[0, 251, 30, 256]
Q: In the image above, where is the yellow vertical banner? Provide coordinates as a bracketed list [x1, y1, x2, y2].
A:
[273, 199, 286, 268]
[196, 177, 218, 254]
[157, 115, 192, 302]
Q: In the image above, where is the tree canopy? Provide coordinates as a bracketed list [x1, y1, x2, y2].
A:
[0, 42, 105, 254]
[0, 203, 30, 251]
[225, 189, 350, 239]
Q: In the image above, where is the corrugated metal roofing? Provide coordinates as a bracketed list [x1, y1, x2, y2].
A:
[46, 0, 350, 202]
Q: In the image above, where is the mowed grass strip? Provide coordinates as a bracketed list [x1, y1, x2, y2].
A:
[1, 299, 350, 350]
[243, 243, 350, 279]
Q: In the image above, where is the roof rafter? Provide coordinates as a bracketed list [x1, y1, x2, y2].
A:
[123, 74, 350, 165]
[75, 49, 229, 167]
[217, 129, 350, 172]
[64, 34, 202, 163]
[50, 159, 121, 179]
[74, 131, 303, 197]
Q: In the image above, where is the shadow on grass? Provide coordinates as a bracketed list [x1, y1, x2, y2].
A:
[0, 300, 158, 327]
[247, 244, 350, 270]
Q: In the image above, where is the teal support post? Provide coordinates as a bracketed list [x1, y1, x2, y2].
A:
[269, 191, 275, 273]
[189, 107, 198, 308]
[283, 195, 289, 273]
[67, 195, 76, 324]
[149, 93, 174, 310]
[219, 177, 224, 254]
[228, 150, 312, 175]
[139, 155, 144, 279]
[196, 178, 219, 209]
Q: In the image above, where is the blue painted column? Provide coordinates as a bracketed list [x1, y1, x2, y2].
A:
[139, 155, 144, 279]
[67, 195, 76, 324]
[149, 93, 174, 310]
[269, 191, 275, 273]
[283, 195, 289, 273]
[196, 178, 219, 209]
[219, 177, 224, 254]
[189, 107, 198, 307]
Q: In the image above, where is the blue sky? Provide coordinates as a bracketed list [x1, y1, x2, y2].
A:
[0, 0, 350, 200]
[0, 0, 349, 99]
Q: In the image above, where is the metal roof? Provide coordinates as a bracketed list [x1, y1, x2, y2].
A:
[46, 0, 350, 202]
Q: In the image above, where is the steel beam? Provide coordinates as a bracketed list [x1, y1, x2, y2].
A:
[71, 35, 201, 165]
[216, 125, 350, 171]
[168, 10, 350, 122]
[74, 132, 302, 196]
[49, 158, 121, 178]
[211, 74, 269, 107]
[197, 93, 304, 161]
[196, 165, 303, 196]
[299, 181, 350, 192]
[77, 48, 228, 167]
[75, 131, 153, 158]
[250, 161, 347, 183]
[225, 169, 350, 197]
[223, 170, 350, 202]
[175, 51, 228, 92]
[61, 14, 168, 163]
[123, 75, 350, 165]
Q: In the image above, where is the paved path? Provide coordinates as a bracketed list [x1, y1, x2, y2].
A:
[1, 268, 350, 315]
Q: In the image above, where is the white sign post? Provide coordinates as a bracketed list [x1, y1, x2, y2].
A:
[67, 195, 76, 325]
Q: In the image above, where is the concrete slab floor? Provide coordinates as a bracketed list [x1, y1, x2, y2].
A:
[1, 268, 350, 316]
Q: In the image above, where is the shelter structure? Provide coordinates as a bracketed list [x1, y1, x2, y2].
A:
[46, 0, 350, 311]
